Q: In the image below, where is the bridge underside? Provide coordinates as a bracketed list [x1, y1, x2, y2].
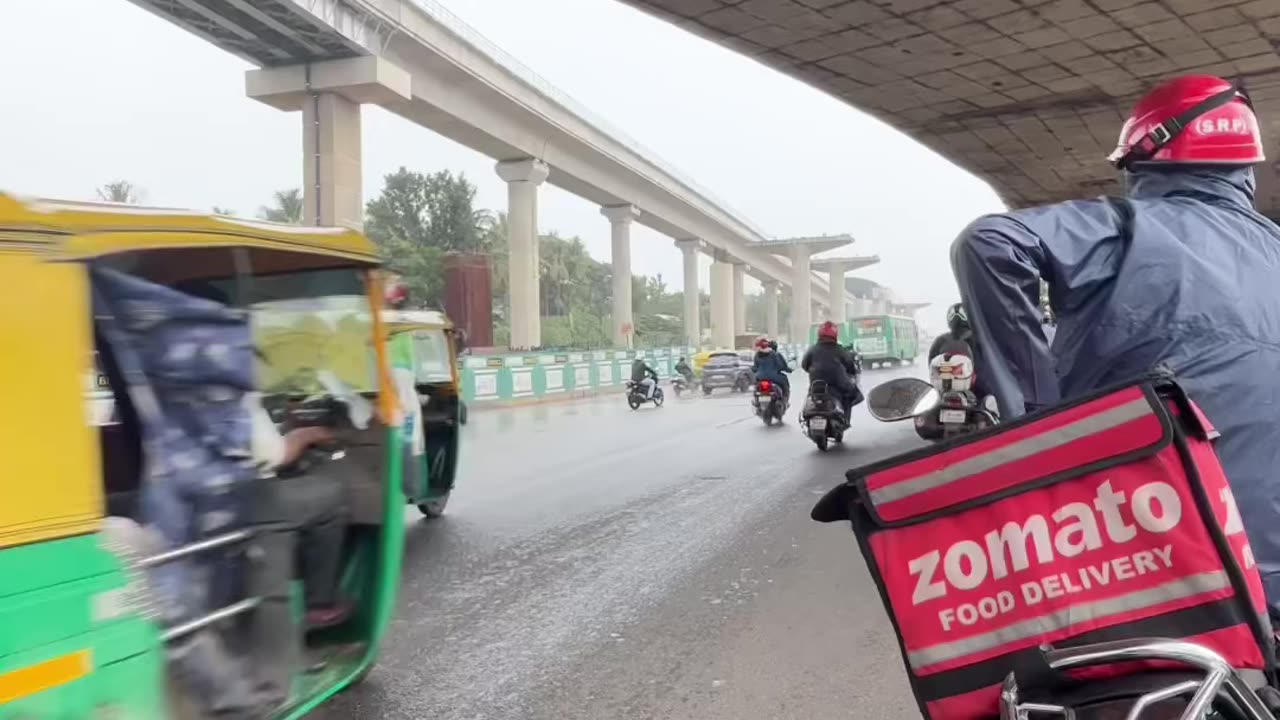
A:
[126, 0, 391, 65]
[622, 0, 1280, 217]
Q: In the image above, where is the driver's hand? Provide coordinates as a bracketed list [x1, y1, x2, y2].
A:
[280, 426, 337, 466]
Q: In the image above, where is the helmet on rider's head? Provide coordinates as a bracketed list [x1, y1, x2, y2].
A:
[817, 321, 839, 342]
[1109, 74, 1263, 170]
[946, 303, 969, 333]
[385, 273, 410, 309]
[755, 336, 771, 350]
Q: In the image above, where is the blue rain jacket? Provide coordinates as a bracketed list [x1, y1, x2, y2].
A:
[951, 166, 1280, 616]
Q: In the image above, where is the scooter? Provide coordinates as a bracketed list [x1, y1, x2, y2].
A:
[752, 378, 786, 426]
[800, 380, 847, 451]
[672, 374, 692, 397]
[625, 379, 664, 410]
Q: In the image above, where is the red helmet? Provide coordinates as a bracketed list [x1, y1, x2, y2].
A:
[755, 336, 771, 350]
[817, 321, 839, 341]
[1110, 75, 1263, 170]
[385, 275, 409, 309]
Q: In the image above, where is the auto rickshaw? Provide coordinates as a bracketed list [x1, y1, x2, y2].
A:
[384, 309, 463, 518]
[0, 193, 406, 718]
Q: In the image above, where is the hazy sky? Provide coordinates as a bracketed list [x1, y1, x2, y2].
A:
[0, 0, 1005, 330]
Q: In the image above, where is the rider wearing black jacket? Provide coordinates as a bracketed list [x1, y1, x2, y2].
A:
[929, 303, 991, 400]
[801, 321, 862, 422]
[631, 358, 658, 399]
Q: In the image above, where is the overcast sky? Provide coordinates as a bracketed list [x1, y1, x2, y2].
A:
[1, 0, 1005, 331]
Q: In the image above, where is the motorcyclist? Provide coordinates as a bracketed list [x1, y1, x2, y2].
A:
[951, 74, 1280, 620]
[801, 321, 861, 423]
[752, 336, 791, 402]
[928, 303, 992, 399]
[631, 357, 658, 399]
[674, 356, 694, 384]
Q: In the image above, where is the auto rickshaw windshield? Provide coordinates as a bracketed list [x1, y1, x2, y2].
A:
[202, 267, 377, 394]
[410, 329, 453, 384]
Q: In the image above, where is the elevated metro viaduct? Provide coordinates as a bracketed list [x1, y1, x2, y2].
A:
[124, 0, 903, 349]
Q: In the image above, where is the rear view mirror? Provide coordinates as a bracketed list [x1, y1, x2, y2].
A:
[868, 378, 940, 422]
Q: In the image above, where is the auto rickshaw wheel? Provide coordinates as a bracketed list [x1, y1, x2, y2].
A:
[418, 492, 450, 518]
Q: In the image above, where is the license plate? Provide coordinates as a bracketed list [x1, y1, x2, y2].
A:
[940, 409, 967, 424]
[810, 417, 827, 431]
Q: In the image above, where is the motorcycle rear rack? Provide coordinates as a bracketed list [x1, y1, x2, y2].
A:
[998, 638, 1274, 720]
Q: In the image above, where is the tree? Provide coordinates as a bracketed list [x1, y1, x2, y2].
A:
[96, 181, 141, 204]
[211, 206, 236, 216]
[364, 168, 495, 309]
[259, 189, 303, 224]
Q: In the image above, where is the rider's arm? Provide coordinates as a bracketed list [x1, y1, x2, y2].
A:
[950, 201, 1122, 417]
[800, 348, 813, 372]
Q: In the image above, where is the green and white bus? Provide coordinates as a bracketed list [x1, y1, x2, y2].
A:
[849, 314, 919, 368]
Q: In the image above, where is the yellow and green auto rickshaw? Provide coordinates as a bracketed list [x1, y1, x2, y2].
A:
[0, 193, 407, 718]
[384, 309, 463, 517]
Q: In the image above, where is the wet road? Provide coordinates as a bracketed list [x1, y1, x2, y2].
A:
[320, 370, 927, 719]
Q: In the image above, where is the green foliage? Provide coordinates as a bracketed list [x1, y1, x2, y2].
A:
[96, 180, 141, 204]
[288, 166, 698, 349]
[259, 188, 303, 224]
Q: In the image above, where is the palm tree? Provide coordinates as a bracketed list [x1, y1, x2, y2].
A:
[258, 188, 304, 224]
[96, 181, 141, 204]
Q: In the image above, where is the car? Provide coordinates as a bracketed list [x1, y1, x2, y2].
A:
[700, 351, 751, 395]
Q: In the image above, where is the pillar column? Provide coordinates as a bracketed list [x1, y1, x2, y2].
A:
[827, 261, 849, 325]
[603, 204, 641, 348]
[676, 239, 702, 347]
[709, 250, 735, 350]
[790, 246, 812, 343]
[762, 281, 779, 337]
[732, 262, 746, 335]
[303, 93, 363, 228]
[496, 158, 550, 350]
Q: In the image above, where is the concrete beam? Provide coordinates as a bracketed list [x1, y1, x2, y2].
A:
[709, 249, 735, 350]
[675, 239, 702, 348]
[302, 92, 363, 229]
[246, 56, 412, 111]
[603, 204, 642, 348]
[732, 262, 746, 335]
[496, 158, 549, 350]
[762, 281, 779, 338]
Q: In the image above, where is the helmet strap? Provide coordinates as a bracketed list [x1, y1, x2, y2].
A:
[1113, 84, 1242, 170]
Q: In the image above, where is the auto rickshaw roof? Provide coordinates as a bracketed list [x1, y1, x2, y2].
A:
[385, 309, 453, 332]
[0, 193, 380, 265]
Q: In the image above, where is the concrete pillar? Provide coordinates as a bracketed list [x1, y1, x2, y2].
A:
[827, 261, 849, 325]
[496, 158, 550, 350]
[732, 263, 746, 334]
[676, 239, 701, 347]
[762, 281, 779, 337]
[790, 246, 812, 343]
[603, 204, 641, 348]
[303, 93, 363, 228]
[709, 250, 735, 350]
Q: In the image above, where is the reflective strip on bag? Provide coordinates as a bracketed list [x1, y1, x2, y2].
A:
[870, 399, 1152, 507]
[906, 570, 1230, 670]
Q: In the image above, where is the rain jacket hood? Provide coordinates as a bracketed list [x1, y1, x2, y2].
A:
[952, 164, 1280, 616]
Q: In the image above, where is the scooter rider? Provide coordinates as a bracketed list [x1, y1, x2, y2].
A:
[929, 303, 992, 400]
[674, 356, 694, 384]
[951, 74, 1280, 620]
[752, 336, 791, 402]
[631, 357, 659, 399]
[801, 321, 862, 423]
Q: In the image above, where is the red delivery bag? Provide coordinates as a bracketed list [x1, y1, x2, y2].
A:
[812, 377, 1273, 719]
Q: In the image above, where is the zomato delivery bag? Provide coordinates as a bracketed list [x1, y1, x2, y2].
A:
[811, 376, 1272, 719]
